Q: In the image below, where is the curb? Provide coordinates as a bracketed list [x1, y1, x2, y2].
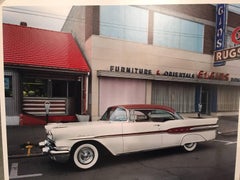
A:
[218, 130, 238, 136]
[8, 153, 45, 159]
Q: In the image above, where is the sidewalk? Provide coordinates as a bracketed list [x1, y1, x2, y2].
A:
[6, 115, 239, 158]
[7, 125, 45, 158]
[217, 115, 238, 135]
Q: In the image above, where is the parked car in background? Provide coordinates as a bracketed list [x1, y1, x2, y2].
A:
[39, 104, 218, 170]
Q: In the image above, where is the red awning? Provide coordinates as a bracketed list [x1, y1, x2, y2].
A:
[3, 23, 90, 73]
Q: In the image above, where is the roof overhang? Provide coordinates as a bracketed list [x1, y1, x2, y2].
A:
[5, 64, 90, 75]
[97, 70, 240, 87]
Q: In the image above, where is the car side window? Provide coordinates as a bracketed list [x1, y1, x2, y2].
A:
[149, 110, 175, 122]
[110, 107, 127, 121]
[134, 110, 149, 122]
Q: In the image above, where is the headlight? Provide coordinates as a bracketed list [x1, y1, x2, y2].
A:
[47, 131, 53, 140]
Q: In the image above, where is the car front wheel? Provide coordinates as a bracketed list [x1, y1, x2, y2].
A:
[183, 142, 197, 152]
[73, 143, 99, 170]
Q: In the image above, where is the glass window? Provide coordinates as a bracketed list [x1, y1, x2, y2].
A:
[134, 110, 148, 122]
[23, 78, 48, 97]
[4, 76, 12, 97]
[100, 6, 148, 43]
[110, 107, 127, 121]
[226, 30, 238, 48]
[149, 110, 175, 122]
[52, 80, 67, 97]
[101, 107, 127, 121]
[153, 13, 204, 53]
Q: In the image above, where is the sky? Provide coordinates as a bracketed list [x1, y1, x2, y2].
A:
[1, 4, 240, 32]
[2, 6, 72, 31]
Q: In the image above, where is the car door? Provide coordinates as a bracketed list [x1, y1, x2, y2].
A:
[122, 110, 163, 153]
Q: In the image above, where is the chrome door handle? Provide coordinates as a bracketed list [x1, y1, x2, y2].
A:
[154, 124, 160, 127]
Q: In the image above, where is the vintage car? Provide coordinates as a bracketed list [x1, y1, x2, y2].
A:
[39, 104, 218, 170]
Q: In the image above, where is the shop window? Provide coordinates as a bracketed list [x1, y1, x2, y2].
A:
[100, 6, 148, 43]
[23, 78, 48, 97]
[226, 30, 239, 48]
[153, 13, 204, 53]
[4, 76, 12, 97]
[23, 78, 79, 98]
[68, 81, 75, 97]
[52, 80, 67, 97]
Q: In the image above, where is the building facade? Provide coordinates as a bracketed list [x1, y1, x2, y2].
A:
[62, 5, 240, 121]
[3, 24, 90, 125]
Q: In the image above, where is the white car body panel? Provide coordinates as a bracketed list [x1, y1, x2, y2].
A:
[40, 104, 219, 165]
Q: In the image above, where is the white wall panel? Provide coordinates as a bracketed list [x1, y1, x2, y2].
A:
[99, 77, 146, 116]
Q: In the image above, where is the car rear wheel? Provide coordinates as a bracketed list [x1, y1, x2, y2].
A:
[183, 142, 197, 152]
[73, 143, 99, 170]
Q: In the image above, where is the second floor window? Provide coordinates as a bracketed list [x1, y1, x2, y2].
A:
[153, 13, 204, 53]
[100, 6, 148, 43]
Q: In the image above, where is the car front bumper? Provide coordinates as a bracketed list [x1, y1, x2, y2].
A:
[39, 140, 70, 163]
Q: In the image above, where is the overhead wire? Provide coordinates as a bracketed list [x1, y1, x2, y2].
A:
[3, 7, 69, 21]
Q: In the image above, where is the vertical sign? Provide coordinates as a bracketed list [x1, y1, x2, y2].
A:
[214, 4, 227, 67]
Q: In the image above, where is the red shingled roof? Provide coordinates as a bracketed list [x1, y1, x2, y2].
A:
[3, 23, 90, 73]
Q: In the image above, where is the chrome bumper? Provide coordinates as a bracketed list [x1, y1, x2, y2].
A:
[39, 140, 70, 163]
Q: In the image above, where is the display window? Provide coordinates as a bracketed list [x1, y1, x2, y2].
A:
[4, 75, 12, 97]
[23, 78, 48, 97]
[23, 78, 78, 98]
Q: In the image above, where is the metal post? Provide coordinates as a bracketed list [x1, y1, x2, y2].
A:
[44, 101, 51, 124]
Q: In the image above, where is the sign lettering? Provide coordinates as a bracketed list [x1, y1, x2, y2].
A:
[214, 4, 227, 67]
[108, 66, 236, 82]
[197, 70, 229, 81]
[110, 65, 152, 75]
[214, 46, 240, 62]
[231, 26, 240, 44]
[215, 4, 226, 51]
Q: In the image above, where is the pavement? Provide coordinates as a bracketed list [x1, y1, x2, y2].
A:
[6, 115, 239, 158]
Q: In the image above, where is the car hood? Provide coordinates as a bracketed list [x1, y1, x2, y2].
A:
[45, 120, 125, 141]
[45, 121, 109, 132]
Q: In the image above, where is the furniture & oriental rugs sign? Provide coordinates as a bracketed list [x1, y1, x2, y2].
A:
[109, 65, 239, 82]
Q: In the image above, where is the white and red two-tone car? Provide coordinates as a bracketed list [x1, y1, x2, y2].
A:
[39, 104, 218, 170]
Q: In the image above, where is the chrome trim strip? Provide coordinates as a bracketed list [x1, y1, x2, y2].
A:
[190, 125, 219, 131]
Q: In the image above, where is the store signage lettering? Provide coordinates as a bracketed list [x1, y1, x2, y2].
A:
[213, 4, 227, 67]
[231, 78, 240, 82]
[215, 4, 226, 51]
[157, 70, 195, 79]
[214, 46, 240, 62]
[231, 26, 240, 44]
[197, 70, 229, 81]
[110, 65, 152, 75]
[108, 66, 235, 82]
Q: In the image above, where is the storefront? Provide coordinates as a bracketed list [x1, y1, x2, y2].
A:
[3, 23, 90, 125]
[97, 66, 240, 117]
[82, 35, 240, 120]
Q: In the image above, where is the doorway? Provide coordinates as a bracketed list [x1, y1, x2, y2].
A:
[68, 81, 81, 114]
[201, 88, 209, 114]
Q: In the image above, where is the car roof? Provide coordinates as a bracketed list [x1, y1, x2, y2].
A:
[109, 104, 176, 113]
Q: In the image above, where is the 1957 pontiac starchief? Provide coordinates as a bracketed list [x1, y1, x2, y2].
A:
[39, 104, 218, 170]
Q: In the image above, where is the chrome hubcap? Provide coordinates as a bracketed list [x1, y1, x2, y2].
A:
[79, 147, 94, 165]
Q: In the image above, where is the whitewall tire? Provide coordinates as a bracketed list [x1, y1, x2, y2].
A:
[73, 143, 99, 170]
[183, 142, 197, 152]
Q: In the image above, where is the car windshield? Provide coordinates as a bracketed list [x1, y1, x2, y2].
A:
[100, 107, 127, 121]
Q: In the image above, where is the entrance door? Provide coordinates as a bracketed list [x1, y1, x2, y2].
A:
[68, 81, 81, 114]
[201, 88, 209, 114]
